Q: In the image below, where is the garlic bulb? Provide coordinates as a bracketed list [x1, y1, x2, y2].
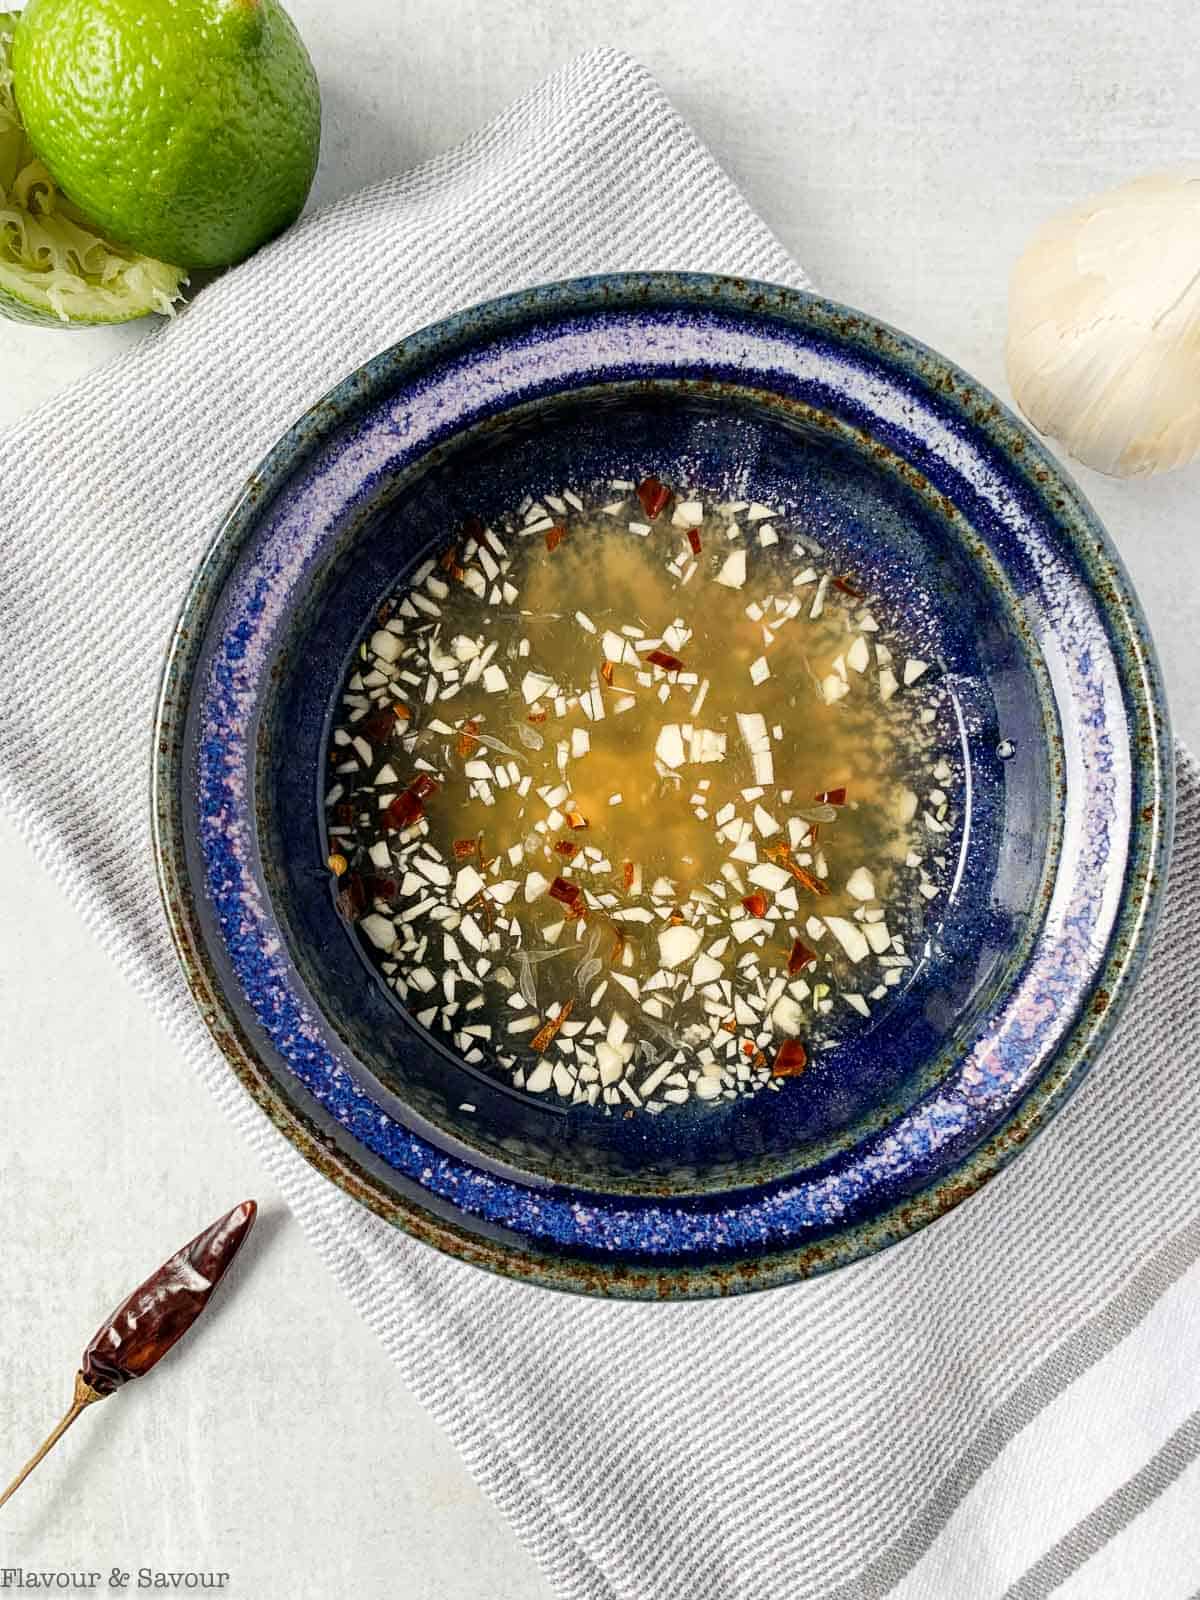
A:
[1007, 170, 1200, 478]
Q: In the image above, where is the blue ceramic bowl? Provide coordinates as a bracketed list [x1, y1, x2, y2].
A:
[154, 274, 1172, 1298]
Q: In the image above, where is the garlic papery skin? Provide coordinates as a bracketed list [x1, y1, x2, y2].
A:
[1007, 170, 1200, 478]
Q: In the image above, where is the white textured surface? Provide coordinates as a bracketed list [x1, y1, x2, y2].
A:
[1, 6, 1197, 1598]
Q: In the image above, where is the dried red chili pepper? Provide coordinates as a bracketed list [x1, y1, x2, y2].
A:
[554, 839, 579, 858]
[599, 659, 615, 686]
[636, 476, 671, 520]
[549, 876, 583, 908]
[545, 525, 565, 552]
[457, 719, 480, 758]
[0, 1202, 258, 1511]
[741, 892, 768, 918]
[647, 649, 684, 673]
[409, 773, 439, 801]
[686, 527, 702, 555]
[362, 709, 397, 743]
[452, 838, 477, 860]
[832, 576, 863, 598]
[460, 514, 485, 542]
[82, 1202, 257, 1394]
[565, 810, 589, 830]
[814, 786, 847, 805]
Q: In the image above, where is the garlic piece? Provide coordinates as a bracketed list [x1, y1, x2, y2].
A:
[1007, 171, 1200, 477]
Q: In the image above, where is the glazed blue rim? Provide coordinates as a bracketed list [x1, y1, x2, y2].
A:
[153, 272, 1173, 1299]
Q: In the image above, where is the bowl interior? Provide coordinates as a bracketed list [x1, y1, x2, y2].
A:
[261, 384, 1057, 1193]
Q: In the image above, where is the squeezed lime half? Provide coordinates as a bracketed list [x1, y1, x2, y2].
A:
[0, 12, 185, 326]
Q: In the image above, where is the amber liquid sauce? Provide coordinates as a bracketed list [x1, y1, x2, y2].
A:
[418, 521, 923, 978]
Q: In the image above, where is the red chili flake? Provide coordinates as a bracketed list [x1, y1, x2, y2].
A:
[456, 719, 480, 758]
[384, 790, 423, 830]
[545, 525, 565, 552]
[787, 938, 818, 974]
[772, 1039, 808, 1077]
[599, 659, 615, 686]
[719, 1018, 737, 1034]
[549, 876, 583, 908]
[741, 892, 768, 918]
[621, 861, 635, 891]
[814, 786, 847, 805]
[809, 823, 820, 844]
[832, 576, 864, 598]
[647, 649, 684, 673]
[554, 839, 578, 858]
[376, 603, 393, 626]
[686, 527, 702, 556]
[636, 476, 671, 520]
[452, 838, 477, 860]
[742, 1039, 755, 1057]
[611, 929, 626, 961]
[383, 774, 437, 831]
[527, 709, 548, 724]
[668, 906, 687, 926]
[363, 709, 397, 743]
[750, 1048, 768, 1070]
[334, 802, 355, 826]
[392, 702, 412, 722]
[438, 543, 460, 572]
[765, 842, 791, 863]
[336, 874, 366, 920]
[566, 810, 589, 830]
[788, 862, 831, 896]
[363, 876, 398, 903]
[530, 998, 575, 1054]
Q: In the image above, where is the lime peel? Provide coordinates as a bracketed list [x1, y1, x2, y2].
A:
[0, 15, 185, 326]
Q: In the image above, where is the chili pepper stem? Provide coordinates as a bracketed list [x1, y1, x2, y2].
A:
[0, 1372, 107, 1512]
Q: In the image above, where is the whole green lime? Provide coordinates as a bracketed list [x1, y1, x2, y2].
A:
[12, 0, 320, 270]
